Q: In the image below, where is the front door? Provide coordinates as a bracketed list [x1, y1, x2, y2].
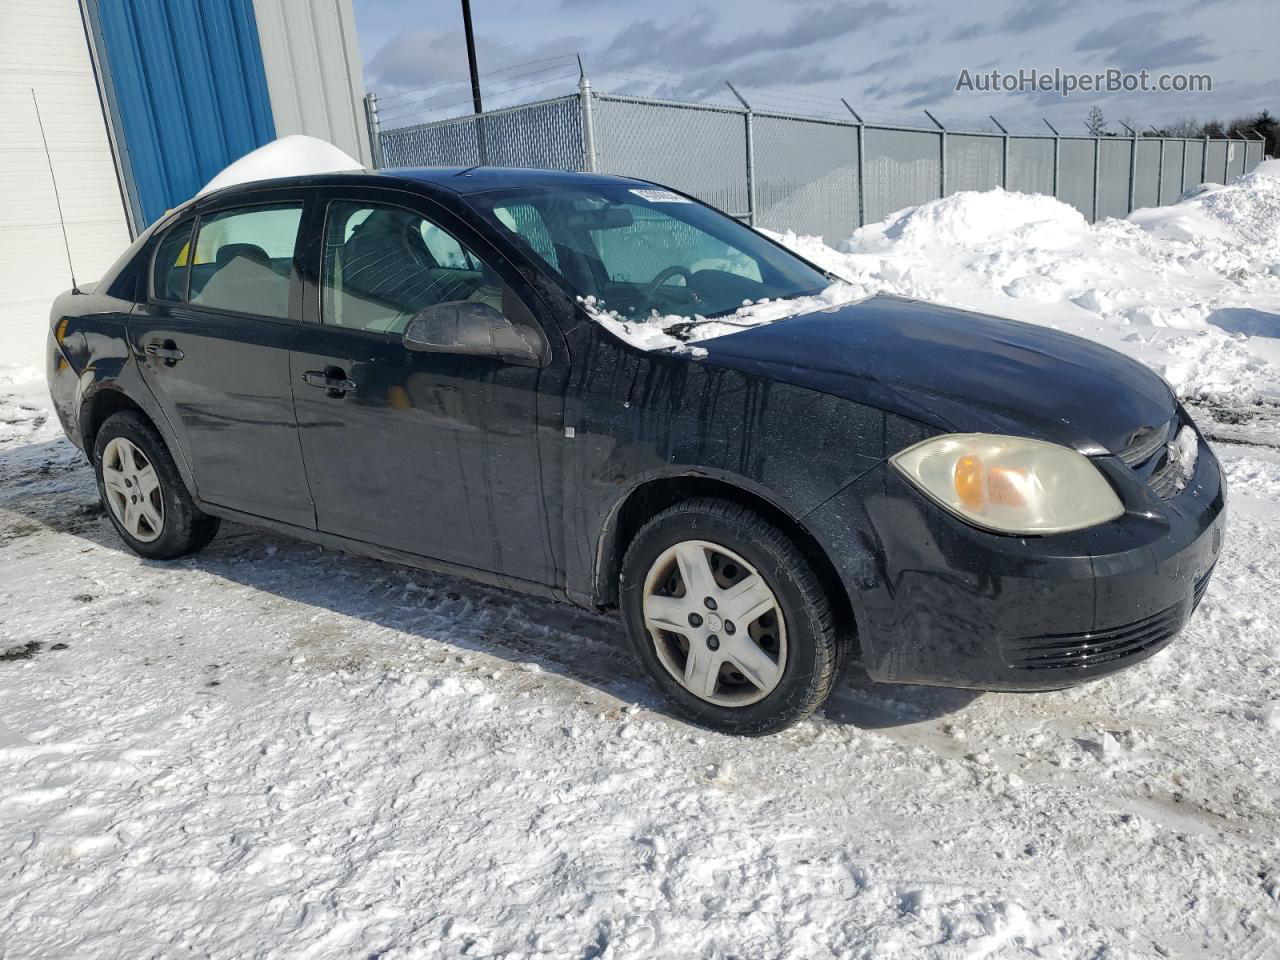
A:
[129, 194, 314, 528]
[290, 192, 567, 586]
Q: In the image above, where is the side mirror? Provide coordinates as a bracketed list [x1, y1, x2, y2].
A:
[402, 301, 547, 367]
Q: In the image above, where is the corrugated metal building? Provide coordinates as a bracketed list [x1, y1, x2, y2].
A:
[0, 0, 370, 368]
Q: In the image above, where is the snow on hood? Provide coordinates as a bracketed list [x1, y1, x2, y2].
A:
[197, 135, 363, 197]
[580, 283, 870, 355]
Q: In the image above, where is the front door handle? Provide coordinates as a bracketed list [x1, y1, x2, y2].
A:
[144, 340, 184, 365]
[302, 368, 357, 398]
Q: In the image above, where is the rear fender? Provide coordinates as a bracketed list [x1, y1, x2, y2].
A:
[51, 297, 198, 497]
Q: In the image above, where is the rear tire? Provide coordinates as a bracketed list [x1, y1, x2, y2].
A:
[93, 410, 219, 560]
[620, 497, 839, 735]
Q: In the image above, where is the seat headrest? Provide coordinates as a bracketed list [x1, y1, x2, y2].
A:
[216, 243, 271, 270]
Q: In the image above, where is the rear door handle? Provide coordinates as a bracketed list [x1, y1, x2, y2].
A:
[144, 340, 184, 364]
[302, 369, 357, 397]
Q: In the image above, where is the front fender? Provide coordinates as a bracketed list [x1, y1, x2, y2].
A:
[562, 325, 937, 605]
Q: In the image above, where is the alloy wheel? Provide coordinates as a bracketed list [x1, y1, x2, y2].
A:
[641, 539, 787, 706]
[101, 437, 164, 543]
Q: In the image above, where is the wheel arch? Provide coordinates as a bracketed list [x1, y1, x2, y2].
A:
[592, 473, 859, 652]
[79, 385, 146, 456]
[79, 384, 197, 497]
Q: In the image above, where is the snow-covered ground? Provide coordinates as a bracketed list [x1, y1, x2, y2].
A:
[4, 167, 1280, 958]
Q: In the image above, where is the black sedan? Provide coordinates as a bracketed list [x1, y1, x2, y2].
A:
[46, 166, 1224, 734]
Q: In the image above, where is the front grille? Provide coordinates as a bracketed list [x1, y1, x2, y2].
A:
[1006, 602, 1183, 671]
[1147, 458, 1183, 498]
[1114, 418, 1192, 501]
[1118, 421, 1174, 467]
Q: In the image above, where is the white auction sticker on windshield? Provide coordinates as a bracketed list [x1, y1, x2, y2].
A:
[629, 188, 691, 203]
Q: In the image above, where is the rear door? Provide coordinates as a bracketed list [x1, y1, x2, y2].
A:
[289, 187, 568, 585]
[128, 190, 314, 528]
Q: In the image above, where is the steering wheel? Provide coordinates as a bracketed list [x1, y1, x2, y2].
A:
[644, 265, 695, 302]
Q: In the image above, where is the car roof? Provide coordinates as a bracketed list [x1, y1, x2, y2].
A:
[196, 166, 647, 204]
[386, 166, 645, 194]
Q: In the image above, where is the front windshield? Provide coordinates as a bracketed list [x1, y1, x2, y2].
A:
[465, 185, 830, 322]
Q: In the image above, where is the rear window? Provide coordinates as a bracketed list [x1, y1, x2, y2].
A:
[187, 204, 303, 319]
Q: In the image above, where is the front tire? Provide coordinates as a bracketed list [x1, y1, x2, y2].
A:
[93, 410, 219, 560]
[620, 498, 839, 735]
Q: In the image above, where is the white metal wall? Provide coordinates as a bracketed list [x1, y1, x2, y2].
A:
[0, 0, 131, 371]
[252, 0, 372, 166]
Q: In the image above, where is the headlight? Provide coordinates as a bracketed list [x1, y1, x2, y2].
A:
[890, 433, 1124, 535]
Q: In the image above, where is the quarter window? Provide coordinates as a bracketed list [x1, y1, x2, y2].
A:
[321, 200, 531, 335]
[188, 204, 302, 319]
[152, 220, 194, 302]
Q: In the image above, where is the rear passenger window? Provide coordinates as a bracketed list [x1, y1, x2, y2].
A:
[188, 204, 302, 318]
[152, 221, 194, 302]
[321, 200, 522, 335]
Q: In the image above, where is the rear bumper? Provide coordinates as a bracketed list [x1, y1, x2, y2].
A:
[807, 430, 1225, 691]
[47, 328, 82, 449]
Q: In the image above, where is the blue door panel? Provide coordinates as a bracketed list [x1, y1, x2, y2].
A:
[92, 0, 276, 227]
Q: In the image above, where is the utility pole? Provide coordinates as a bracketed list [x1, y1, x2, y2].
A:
[459, 0, 486, 164]
[460, 0, 483, 115]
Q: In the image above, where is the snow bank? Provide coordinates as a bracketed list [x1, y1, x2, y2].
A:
[197, 135, 363, 197]
[763, 165, 1280, 403]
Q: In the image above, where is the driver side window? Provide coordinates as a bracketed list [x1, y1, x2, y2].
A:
[321, 200, 517, 335]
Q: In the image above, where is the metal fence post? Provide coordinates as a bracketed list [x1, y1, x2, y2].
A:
[1043, 119, 1060, 198]
[924, 110, 945, 197]
[841, 99, 866, 228]
[1181, 139, 1188, 193]
[990, 115, 1009, 189]
[578, 73, 598, 172]
[726, 82, 755, 225]
[1121, 123, 1137, 212]
[1153, 130, 1165, 205]
[363, 92, 383, 168]
[1092, 136, 1100, 222]
[1201, 135, 1209, 183]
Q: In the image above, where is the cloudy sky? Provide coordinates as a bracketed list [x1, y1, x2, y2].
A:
[352, 0, 1275, 134]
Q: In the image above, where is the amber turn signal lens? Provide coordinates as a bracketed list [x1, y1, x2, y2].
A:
[954, 455, 985, 509]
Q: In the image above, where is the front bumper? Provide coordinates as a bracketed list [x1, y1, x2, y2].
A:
[807, 428, 1225, 691]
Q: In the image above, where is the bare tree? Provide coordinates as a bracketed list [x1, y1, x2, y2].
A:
[1147, 110, 1275, 155]
[1164, 117, 1200, 138]
[1085, 105, 1108, 136]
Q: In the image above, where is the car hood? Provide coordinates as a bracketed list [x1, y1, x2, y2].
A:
[694, 294, 1176, 455]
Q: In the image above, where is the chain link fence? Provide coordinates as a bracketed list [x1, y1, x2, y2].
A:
[371, 82, 1268, 241]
